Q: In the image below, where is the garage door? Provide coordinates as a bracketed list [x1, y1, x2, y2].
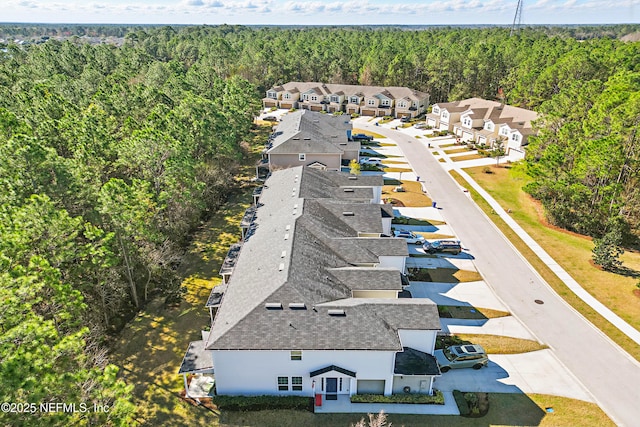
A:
[361, 109, 375, 116]
[462, 131, 474, 141]
[357, 380, 385, 395]
[311, 105, 323, 112]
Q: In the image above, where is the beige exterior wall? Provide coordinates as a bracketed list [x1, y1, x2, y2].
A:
[282, 92, 300, 102]
[352, 290, 398, 299]
[343, 149, 359, 161]
[364, 97, 380, 108]
[269, 153, 341, 171]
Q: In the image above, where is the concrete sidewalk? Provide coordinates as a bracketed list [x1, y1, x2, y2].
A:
[375, 121, 640, 346]
[453, 167, 640, 346]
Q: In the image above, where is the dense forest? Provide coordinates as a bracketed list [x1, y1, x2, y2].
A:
[0, 24, 639, 425]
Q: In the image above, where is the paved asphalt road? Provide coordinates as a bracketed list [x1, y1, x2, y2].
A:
[360, 122, 640, 426]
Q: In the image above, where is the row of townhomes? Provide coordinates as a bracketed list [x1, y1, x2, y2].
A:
[263, 82, 430, 118]
[179, 167, 442, 408]
[426, 97, 538, 155]
[257, 110, 358, 177]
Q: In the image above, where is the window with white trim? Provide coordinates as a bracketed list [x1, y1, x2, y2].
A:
[442, 112, 449, 119]
[311, 95, 318, 101]
[463, 118, 471, 127]
[277, 376, 288, 391]
[367, 99, 376, 106]
[398, 102, 407, 108]
[381, 99, 390, 106]
[500, 127, 509, 136]
[331, 96, 339, 103]
[485, 122, 494, 131]
[299, 153, 306, 161]
[350, 97, 359, 103]
[512, 133, 520, 142]
[284, 93, 291, 100]
[292, 377, 303, 391]
[339, 378, 343, 391]
[290, 350, 302, 360]
[432, 106, 440, 114]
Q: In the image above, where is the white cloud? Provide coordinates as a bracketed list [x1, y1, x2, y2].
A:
[3, 0, 637, 24]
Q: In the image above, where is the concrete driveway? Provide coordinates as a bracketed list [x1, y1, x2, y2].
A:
[434, 350, 594, 402]
[358, 121, 640, 426]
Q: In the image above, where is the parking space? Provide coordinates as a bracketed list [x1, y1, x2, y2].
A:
[434, 350, 594, 402]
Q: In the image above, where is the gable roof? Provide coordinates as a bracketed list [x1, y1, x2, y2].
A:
[206, 167, 438, 352]
[310, 365, 357, 377]
[274, 82, 428, 103]
[268, 110, 357, 155]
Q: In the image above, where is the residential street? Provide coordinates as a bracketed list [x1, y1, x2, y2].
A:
[358, 121, 640, 427]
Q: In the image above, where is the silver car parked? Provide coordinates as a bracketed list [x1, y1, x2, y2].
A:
[434, 344, 488, 372]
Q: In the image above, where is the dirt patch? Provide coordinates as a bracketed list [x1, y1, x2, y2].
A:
[385, 198, 405, 207]
[588, 258, 605, 271]
[633, 289, 640, 299]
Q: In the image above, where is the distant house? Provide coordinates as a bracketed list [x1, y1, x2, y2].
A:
[427, 98, 538, 155]
[262, 110, 358, 173]
[179, 167, 441, 405]
[264, 82, 429, 119]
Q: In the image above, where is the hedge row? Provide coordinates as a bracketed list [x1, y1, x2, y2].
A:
[211, 395, 312, 411]
[452, 390, 470, 415]
[350, 390, 444, 405]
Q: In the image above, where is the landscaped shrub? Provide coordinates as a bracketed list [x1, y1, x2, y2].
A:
[464, 392, 484, 416]
[211, 395, 312, 411]
[351, 390, 444, 405]
[269, 106, 277, 111]
[452, 390, 470, 416]
[360, 163, 382, 171]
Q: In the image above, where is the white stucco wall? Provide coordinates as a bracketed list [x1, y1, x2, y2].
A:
[379, 255, 406, 272]
[381, 217, 392, 236]
[212, 349, 396, 396]
[397, 329, 438, 354]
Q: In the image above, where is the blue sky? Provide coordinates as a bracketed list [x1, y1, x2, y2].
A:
[2, 0, 638, 26]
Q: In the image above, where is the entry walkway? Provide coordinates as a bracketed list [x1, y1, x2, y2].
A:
[314, 393, 459, 415]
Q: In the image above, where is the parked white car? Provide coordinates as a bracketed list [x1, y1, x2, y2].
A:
[393, 230, 425, 245]
[359, 157, 384, 166]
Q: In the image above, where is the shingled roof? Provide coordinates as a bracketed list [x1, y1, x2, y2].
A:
[206, 167, 439, 351]
[267, 110, 358, 155]
[271, 82, 428, 102]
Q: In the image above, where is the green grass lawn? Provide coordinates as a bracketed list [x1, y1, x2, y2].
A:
[211, 393, 613, 427]
[352, 128, 386, 139]
[454, 165, 640, 361]
[441, 333, 548, 354]
[382, 180, 432, 207]
[451, 153, 485, 162]
[443, 147, 469, 154]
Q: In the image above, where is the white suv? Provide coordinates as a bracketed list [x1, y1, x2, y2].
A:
[393, 230, 425, 245]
